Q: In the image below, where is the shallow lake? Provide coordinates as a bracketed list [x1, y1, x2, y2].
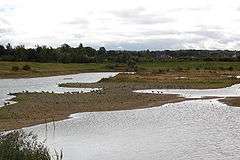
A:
[3, 72, 240, 160]
[0, 72, 118, 107]
[25, 98, 240, 160]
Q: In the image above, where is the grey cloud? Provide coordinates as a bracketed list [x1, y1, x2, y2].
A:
[170, 6, 212, 12]
[73, 33, 85, 39]
[140, 30, 180, 36]
[63, 18, 89, 28]
[0, 28, 12, 34]
[100, 30, 179, 38]
[110, 7, 174, 25]
[187, 29, 240, 44]
[103, 37, 204, 50]
[188, 30, 223, 40]
[0, 17, 10, 25]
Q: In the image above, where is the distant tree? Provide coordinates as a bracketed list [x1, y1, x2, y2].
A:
[60, 44, 71, 53]
[0, 45, 5, 55]
[6, 43, 12, 50]
[78, 43, 83, 48]
[98, 47, 106, 54]
[127, 58, 138, 71]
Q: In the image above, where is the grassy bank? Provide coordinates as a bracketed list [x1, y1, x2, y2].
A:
[139, 61, 240, 71]
[0, 61, 111, 78]
[220, 97, 240, 108]
[100, 71, 240, 89]
[1, 61, 240, 78]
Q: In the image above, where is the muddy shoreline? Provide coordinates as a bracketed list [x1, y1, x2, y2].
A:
[0, 82, 187, 131]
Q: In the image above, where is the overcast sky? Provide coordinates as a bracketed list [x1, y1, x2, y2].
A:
[1, 0, 240, 50]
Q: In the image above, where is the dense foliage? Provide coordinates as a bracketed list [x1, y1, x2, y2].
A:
[0, 131, 62, 160]
[1, 43, 240, 64]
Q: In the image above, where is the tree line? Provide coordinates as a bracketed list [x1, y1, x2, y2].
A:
[1, 43, 240, 63]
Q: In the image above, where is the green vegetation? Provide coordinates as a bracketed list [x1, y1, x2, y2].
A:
[101, 72, 240, 89]
[1, 43, 240, 64]
[139, 61, 240, 71]
[1, 60, 240, 78]
[0, 61, 110, 78]
[0, 130, 62, 160]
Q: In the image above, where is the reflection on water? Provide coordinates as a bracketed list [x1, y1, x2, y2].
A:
[134, 84, 240, 98]
[23, 79, 240, 160]
[25, 99, 240, 160]
[0, 72, 118, 107]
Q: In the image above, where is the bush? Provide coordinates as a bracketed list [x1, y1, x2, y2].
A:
[0, 130, 62, 160]
[228, 66, 234, 71]
[175, 67, 183, 71]
[22, 65, 31, 71]
[12, 66, 19, 71]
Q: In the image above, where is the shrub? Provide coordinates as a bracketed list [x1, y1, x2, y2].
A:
[218, 66, 225, 70]
[157, 69, 165, 74]
[228, 66, 234, 71]
[176, 67, 183, 71]
[22, 65, 31, 71]
[0, 130, 62, 160]
[12, 66, 19, 71]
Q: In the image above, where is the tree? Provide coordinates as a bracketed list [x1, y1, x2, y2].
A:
[98, 47, 106, 54]
[0, 45, 5, 55]
[78, 43, 83, 48]
[6, 43, 12, 50]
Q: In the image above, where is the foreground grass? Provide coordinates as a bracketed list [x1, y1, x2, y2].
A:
[0, 130, 61, 160]
[0, 61, 111, 78]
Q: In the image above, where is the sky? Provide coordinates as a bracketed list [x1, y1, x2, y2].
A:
[1, 0, 240, 50]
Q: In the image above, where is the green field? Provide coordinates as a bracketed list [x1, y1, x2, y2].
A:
[1, 61, 240, 78]
[139, 61, 240, 71]
[0, 61, 111, 78]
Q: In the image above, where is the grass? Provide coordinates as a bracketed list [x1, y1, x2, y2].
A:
[0, 130, 62, 160]
[102, 71, 240, 89]
[220, 97, 240, 108]
[138, 61, 240, 71]
[0, 61, 111, 78]
[1, 60, 240, 78]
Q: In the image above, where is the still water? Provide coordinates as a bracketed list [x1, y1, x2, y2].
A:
[0, 72, 118, 107]
[20, 73, 240, 160]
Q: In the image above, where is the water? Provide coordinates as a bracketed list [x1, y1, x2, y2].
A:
[0, 72, 119, 107]
[24, 99, 240, 160]
[134, 84, 240, 98]
[21, 76, 240, 160]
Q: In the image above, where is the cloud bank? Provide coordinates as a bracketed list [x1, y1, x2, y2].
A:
[0, 0, 240, 50]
